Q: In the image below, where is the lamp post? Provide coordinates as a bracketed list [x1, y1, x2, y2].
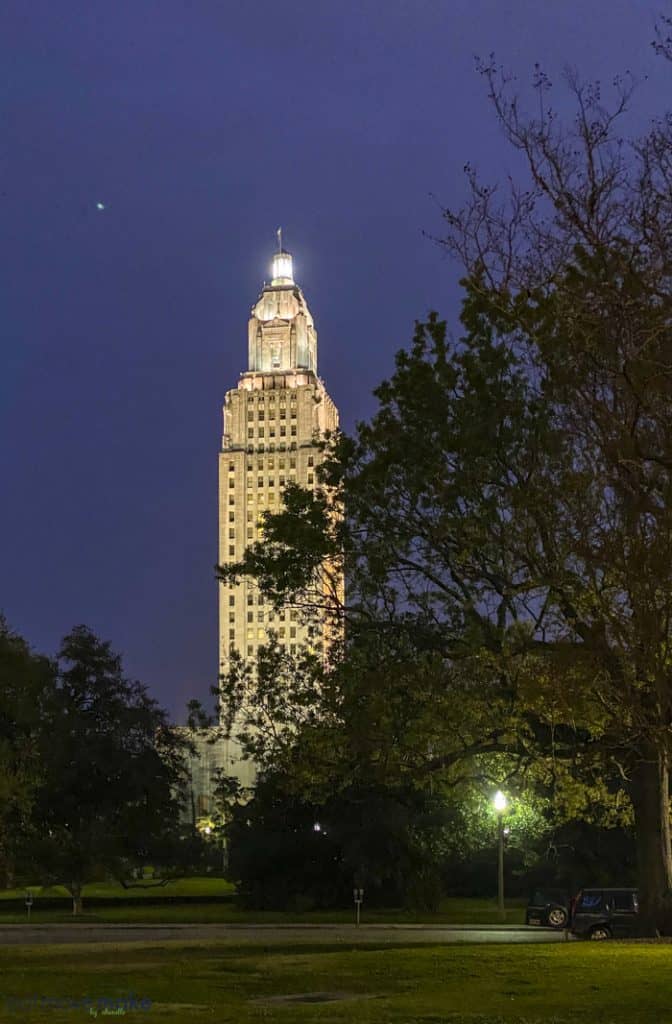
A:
[493, 790, 507, 921]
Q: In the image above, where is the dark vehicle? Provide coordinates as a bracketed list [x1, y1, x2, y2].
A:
[525, 888, 570, 929]
[571, 887, 639, 940]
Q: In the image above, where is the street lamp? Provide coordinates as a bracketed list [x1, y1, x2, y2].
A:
[493, 790, 508, 921]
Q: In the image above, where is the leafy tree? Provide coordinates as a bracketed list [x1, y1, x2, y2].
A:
[218, 316, 625, 827]
[223, 299, 666, 930]
[220, 56, 672, 934]
[436, 58, 672, 933]
[225, 767, 455, 911]
[0, 618, 54, 886]
[25, 626, 193, 913]
[216, 629, 598, 907]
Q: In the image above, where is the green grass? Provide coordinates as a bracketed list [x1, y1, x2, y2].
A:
[2, 876, 234, 900]
[0, 938, 670, 1022]
[0, 895, 525, 925]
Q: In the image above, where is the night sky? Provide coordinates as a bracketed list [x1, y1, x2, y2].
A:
[2, 1, 668, 719]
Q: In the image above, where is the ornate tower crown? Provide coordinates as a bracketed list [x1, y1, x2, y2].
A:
[247, 235, 317, 375]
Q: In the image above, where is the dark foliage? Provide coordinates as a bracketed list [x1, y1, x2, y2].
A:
[226, 772, 449, 911]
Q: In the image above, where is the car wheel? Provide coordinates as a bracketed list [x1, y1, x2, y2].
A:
[589, 925, 612, 941]
[547, 906, 568, 928]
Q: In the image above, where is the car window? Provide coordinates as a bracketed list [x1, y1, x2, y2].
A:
[577, 892, 603, 911]
[530, 889, 565, 905]
[612, 891, 636, 911]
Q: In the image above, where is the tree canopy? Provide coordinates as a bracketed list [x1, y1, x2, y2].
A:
[219, 59, 672, 934]
[1, 623, 200, 912]
[0, 618, 53, 886]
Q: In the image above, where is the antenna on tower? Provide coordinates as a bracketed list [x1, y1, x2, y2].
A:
[277, 227, 282, 252]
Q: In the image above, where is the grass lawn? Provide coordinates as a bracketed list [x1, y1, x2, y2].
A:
[0, 938, 670, 1023]
[0, 895, 526, 925]
[1, 877, 235, 900]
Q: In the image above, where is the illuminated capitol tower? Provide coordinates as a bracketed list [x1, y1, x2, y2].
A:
[218, 236, 339, 786]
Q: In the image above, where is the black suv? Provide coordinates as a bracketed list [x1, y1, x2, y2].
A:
[525, 888, 570, 929]
[571, 887, 639, 940]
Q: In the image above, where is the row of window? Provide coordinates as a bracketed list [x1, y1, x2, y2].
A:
[246, 392, 297, 402]
[228, 627, 298, 640]
[230, 643, 299, 656]
[245, 395, 297, 407]
[227, 481, 313, 507]
[228, 527, 265, 541]
[227, 510, 275, 524]
[227, 455, 313, 473]
[231, 475, 288, 488]
[229, 473, 314, 490]
[228, 610, 295, 624]
[247, 408, 295, 420]
[225, 592, 299, 618]
[247, 425, 297, 439]
[244, 493, 277, 507]
[225, 641, 322, 657]
[243, 441, 298, 454]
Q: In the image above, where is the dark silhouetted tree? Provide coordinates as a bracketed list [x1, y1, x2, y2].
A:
[27, 626, 193, 913]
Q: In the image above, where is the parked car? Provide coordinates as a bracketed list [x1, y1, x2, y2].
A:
[571, 887, 639, 940]
[525, 888, 570, 929]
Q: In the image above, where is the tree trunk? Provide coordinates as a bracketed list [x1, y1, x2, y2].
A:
[69, 883, 83, 916]
[630, 744, 672, 936]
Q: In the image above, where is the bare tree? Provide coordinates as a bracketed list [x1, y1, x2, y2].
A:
[439, 56, 672, 934]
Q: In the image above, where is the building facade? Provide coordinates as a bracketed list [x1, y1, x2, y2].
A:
[218, 244, 339, 787]
[178, 727, 229, 826]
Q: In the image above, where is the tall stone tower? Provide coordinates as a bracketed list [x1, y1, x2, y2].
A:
[218, 241, 339, 787]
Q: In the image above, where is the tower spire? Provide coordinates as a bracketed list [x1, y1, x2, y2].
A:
[271, 230, 294, 285]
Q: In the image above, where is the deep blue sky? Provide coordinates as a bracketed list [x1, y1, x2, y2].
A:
[2, 1, 668, 719]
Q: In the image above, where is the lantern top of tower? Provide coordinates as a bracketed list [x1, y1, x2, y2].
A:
[271, 250, 294, 286]
[270, 227, 294, 286]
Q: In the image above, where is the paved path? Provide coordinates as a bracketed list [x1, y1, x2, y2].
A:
[0, 922, 573, 947]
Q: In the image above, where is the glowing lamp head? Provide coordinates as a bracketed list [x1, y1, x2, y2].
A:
[271, 249, 294, 286]
[493, 790, 507, 813]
